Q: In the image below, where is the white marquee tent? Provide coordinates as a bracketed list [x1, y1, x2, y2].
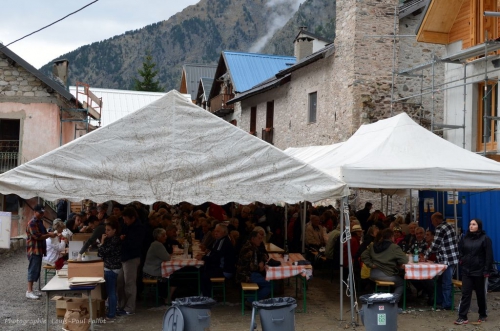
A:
[285, 113, 500, 191]
[285, 112, 500, 322]
[0, 91, 348, 204]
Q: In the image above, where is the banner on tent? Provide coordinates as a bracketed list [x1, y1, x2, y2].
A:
[423, 198, 434, 212]
[447, 191, 458, 205]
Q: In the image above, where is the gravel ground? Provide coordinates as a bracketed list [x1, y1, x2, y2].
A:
[2, 249, 500, 331]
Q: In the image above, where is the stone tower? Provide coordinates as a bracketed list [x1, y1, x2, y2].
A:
[332, 0, 399, 135]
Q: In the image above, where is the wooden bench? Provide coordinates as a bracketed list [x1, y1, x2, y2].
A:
[375, 280, 395, 293]
[42, 265, 56, 285]
[210, 277, 226, 305]
[241, 282, 259, 315]
[451, 279, 463, 311]
[142, 278, 159, 307]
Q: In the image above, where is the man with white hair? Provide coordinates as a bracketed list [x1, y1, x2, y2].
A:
[197, 224, 235, 297]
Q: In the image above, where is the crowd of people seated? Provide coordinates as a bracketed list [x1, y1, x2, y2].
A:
[35, 198, 453, 320]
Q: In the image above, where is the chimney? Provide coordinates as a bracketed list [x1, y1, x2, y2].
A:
[294, 27, 314, 61]
[52, 59, 69, 87]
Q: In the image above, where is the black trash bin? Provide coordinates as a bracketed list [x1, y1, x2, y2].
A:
[251, 297, 297, 331]
[359, 293, 399, 331]
[167, 296, 216, 331]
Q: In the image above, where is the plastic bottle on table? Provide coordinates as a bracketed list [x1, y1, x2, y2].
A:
[413, 245, 419, 263]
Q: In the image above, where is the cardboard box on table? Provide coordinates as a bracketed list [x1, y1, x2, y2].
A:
[67, 261, 104, 279]
[68, 233, 93, 260]
[67, 260, 104, 300]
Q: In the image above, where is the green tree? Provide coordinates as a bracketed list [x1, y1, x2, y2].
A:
[133, 52, 164, 92]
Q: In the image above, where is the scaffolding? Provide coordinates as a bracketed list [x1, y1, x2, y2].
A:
[60, 81, 102, 145]
[394, 35, 500, 155]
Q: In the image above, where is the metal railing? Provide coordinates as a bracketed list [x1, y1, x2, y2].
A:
[0, 140, 21, 173]
[0, 152, 19, 173]
[262, 127, 274, 145]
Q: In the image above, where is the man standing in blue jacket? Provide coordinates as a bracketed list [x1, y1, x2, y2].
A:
[117, 207, 145, 315]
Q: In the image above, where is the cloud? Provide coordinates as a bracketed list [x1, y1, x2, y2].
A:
[1, 0, 199, 68]
[248, 0, 305, 53]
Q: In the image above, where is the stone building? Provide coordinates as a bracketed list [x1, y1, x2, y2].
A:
[0, 45, 100, 236]
[227, 0, 445, 212]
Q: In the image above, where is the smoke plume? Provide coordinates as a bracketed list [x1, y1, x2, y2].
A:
[248, 0, 305, 53]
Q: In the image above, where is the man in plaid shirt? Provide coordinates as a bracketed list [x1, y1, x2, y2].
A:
[26, 204, 56, 299]
[424, 212, 459, 309]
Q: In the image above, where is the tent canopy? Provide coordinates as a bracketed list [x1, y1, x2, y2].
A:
[285, 113, 500, 191]
[0, 91, 348, 205]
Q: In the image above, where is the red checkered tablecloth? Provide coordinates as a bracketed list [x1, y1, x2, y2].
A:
[404, 261, 447, 280]
[265, 253, 313, 281]
[160, 257, 204, 278]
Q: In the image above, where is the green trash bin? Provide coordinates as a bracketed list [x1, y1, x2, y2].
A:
[359, 293, 399, 331]
[171, 296, 216, 331]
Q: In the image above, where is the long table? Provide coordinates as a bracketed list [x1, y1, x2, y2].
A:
[403, 261, 447, 310]
[266, 253, 313, 312]
[161, 247, 205, 302]
[42, 274, 97, 331]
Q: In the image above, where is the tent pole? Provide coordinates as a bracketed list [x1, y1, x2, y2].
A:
[409, 189, 413, 223]
[284, 204, 288, 248]
[302, 201, 306, 254]
[453, 189, 459, 279]
[339, 196, 345, 321]
[344, 197, 356, 325]
[386, 195, 389, 215]
[390, 195, 393, 215]
[380, 193, 383, 214]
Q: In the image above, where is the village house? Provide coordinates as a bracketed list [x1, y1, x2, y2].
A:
[0, 45, 101, 236]
[206, 51, 296, 128]
[195, 77, 213, 110]
[179, 64, 217, 103]
[416, 0, 500, 160]
[227, 0, 445, 151]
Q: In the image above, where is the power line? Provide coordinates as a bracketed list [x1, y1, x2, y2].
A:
[1, 0, 99, 49]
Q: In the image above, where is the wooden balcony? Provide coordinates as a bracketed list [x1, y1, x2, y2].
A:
[262, 127, 274, 145]
[210, 93, 234, 117]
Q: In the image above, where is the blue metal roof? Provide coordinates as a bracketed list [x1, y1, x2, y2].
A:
[222, 51, 295, 93]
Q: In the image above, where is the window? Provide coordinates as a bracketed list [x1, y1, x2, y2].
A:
[477, 81, 498, 151]
[266, 101, 274, 129]
[250, 107, 257, 134]
[308, 92, 317, 123]
[0, 119, 20, 174]
[471, 0, 498, 46]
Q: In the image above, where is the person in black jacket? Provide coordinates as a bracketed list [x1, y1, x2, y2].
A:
[117, 207, 145, 315]
[454, 218, 493, 325]
[196, 224, 235, 297]
[97, 217, 121, 320]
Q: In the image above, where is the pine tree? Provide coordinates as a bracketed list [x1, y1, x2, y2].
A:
[133, 52, 164, 92]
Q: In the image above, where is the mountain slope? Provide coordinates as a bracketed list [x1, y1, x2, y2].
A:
[261, 0, 336, 56]
[40, 0, 336, 91]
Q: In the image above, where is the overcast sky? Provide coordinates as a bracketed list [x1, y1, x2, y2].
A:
[0, 0, 199, 69]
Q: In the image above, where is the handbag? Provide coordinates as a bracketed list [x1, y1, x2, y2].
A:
[360, 262, 371, 279]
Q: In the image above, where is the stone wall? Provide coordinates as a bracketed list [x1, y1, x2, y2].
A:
[396, 12, 445, 128]
[0, 54, 52, 99]
[236, 0, 446, 213]
[240, 54, 348, 150]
